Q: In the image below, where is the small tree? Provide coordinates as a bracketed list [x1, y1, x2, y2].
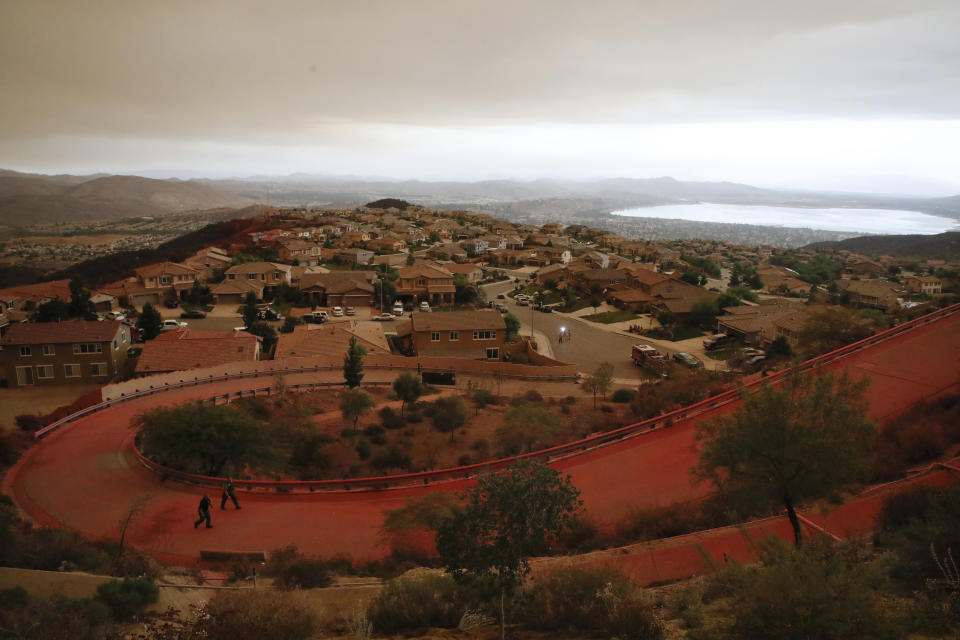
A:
[68, 276, 97, 320]
[240, 291, 259, 329]
[582, 362, 614, 408]
[431, 396, 467, 433]
[392, 372, 423, 416]
[244, 321, 278, 354]
[693, 371, 875, 545]
[435, 460, 582, 640]
[136, 303, 163, 340]
[340, 388, 375, 429]
[503, 313, 520, 342]
[768, 335, 793, 358]
[36, 298, 71, 322]
[343, 337, 367, 388]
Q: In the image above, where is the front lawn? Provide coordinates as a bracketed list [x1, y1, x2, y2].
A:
[582, 310, 640, 324]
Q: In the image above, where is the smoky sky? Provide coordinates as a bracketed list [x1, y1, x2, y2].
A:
[1, 0, 959, 191]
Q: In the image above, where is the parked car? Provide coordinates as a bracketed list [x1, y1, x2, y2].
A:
[540, 305, 554, 313]
[304, 311, 328, 324]
[672, 352, 702, 368]
[164, 299, 180, 309]
[495, 303, 508, 313]
[497, 293, 506, 299]
[180, 310, 207, 319]
[374, 313, 395, 321]
[332, 306, 344, 317]
[392, 304, 405, 317]
[345, 306, 355, 316]
[744, 355, 767, 371]
[161, 319, 187, 332]
[702, 333, 732, 350]
[105, 311, 125, 321]
[257, 308, 282, 321]
[419, 301, 431, 312]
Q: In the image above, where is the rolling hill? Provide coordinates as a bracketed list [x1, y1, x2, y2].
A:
[806, 231, 960, 260]
[0, 171, 254, 226]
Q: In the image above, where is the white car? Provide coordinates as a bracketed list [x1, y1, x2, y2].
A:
[345, 306, 355, 316]
[392, 305, 405, 317]
[161, 319, 187, 332]
[332, 306, 344, 317]
[374, 313, 395, 321]
[105, 311, 125, 321]
[419, 301, 431, 312]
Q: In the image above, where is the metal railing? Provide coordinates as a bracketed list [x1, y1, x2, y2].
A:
[37, 302, 960, 493]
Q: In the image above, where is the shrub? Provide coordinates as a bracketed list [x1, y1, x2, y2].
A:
[524, 389, 544, 403]
[14, 413, 44, 432]
[406, 408, 423, 424]
[370, 446, 412, 472]
[612, 388, 636, 403]
[379, 406, 406, 430]
[521, 566, 663, 639]
[367, 574, 468, 634]
[95, 577, 159, 620]
[199, 590, 316, 640]
[431, 396, 467, 433]
[264, 546, 335, 589]
[707, 537, 899, 640]
[0, 430, 32, 470]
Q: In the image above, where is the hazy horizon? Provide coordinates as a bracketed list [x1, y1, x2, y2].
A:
[2, 1, 959, 196]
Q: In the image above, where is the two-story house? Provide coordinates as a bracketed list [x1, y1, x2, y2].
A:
[223, 262, 293, 299]
[395, 263, 456, 306]
[400, 310, 506, 360]
[904, 275, 942, 295]
[130, 262, 202, 306]
[1, 320, 131, 387]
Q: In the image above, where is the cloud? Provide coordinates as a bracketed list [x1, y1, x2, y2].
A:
[0, 1, 958, 187]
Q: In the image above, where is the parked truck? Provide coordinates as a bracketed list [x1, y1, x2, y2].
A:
[631, 344, 668, 375]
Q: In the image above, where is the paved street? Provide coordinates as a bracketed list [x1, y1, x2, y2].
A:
[482, 279, 680, 381]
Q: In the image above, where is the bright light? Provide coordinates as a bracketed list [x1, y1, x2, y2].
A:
[560, 326, 566, 332]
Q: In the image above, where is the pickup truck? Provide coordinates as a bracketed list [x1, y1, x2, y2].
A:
[304, 311, 328, 324]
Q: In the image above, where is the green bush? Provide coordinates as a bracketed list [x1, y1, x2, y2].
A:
[380, 406, 406, 429]
[612, 388, 636, 403]
[431, 396, 467, 433]
[0, 594, 109, 640]
[367, 574, 469, 634]
[707, 537, 899, 640]
[95, 577, 159, 620]
[265, 545, 335, 589]
[520, 565, 663, 639]
[199, 590, 316, 640]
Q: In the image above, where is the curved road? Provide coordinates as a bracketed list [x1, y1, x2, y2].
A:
[4, 308, 959, 565]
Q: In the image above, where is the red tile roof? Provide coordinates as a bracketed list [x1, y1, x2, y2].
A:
[135, 329, 260, 374]
[1, 320, 125, 345]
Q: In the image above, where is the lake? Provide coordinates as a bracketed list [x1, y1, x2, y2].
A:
[611, 203, 959, 235]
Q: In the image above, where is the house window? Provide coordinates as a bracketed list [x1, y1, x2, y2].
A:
[449, 331, 458, 341]
[417, 278, 426, 286]
[159, 275, 171, 285]
[273, 271, 281, 280]
[473, 329, 495, 340]
[73, 343, 103, 354]
[90, 362, 108, 377]
[486, 347, 500, 360]
[16, 366, 34, 386]
[247, 273, 257, 280]
[64, 364, 81, 378]
[19, 345, 31, 357]
[36, 365, 54, 379]
[430, 331, 440, 342]
[42, 344, 55, 356]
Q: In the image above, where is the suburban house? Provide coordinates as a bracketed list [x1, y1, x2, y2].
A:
[835, 279, 900, 311]
[395, 263, 456, 306]
[181, 247, 231, 279]
[133, 262, 202, 304]
[134, 329, 261, 376]
[298, 271, 376, 307]
[1, 320, 132, 387]
[398, 309, 506, 360]
[277, 239, 322, 265]
[223, 262, 293, 298]
[844, 259, 886, 278]
[715, 299, 809, 347]
[335, 247, 375, 265]
[443, 263, 484, 283]
[366, 236, 407, 253]
[211, 278, 264, 305]
[904, 275, 942, 295]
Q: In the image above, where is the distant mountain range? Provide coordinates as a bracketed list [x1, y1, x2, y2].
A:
[0, 170, 253, 226]
[806, 231, 960, 261]
[2, 169, 959, 227]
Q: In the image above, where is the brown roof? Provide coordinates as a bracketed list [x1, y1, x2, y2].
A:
[0, 279, 72, 302]
[1, 319, 125, 345]
[135, 329, 260, 374]
[399, 263, 454, 279]
[134, 261, 200, 278]
[610, 289, 655, 303]
[275, 323, 388, 359]
[410, 309, 506, 333]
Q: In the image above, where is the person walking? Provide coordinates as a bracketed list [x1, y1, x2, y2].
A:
[194, 494, 212, 529]
[221, 478, 241, 510]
